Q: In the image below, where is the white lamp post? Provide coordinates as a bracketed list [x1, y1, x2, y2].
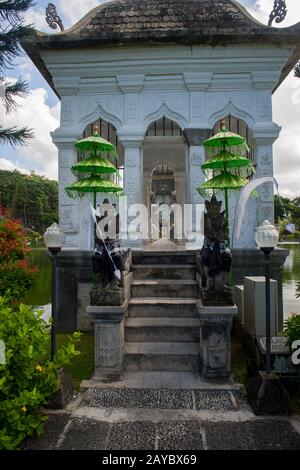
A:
[255, 220, 279, 374]
[43, 223, 65, 360]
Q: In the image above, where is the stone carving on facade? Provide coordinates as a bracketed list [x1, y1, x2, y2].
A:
[125, 95, 138, 119]
[200, 195, 233, 305]
[261, 182, 274, 202]
[191, 93, 204, 119]
[98, 327, 118, 367]
[142, 93, 188, 127]
[60, 205, 75, 230]
[259, 205, 274, 223]
[125, 152, 139, 167]
[257, 93, 272, 120]
[78, 97, 123, 130]
[61, 96, 73, 124]
[261, 153, 272, 165]
[206, 94, 254, 128]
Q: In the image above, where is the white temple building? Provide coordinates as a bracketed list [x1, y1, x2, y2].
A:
[22, 0, 300, 331]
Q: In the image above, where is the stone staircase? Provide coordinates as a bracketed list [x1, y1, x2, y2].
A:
[124, 251, 200, 372]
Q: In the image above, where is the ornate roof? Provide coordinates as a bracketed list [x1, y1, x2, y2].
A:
[22, 0, 300, 95]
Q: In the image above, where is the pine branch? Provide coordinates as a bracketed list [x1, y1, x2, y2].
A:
[0, 125, 33, 147]
[0, 1, 35, 24]
[2, 77, 28, 112]
[0, 24, 34, 72]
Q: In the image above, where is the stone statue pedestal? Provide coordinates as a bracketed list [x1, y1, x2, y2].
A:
[87, 302, 128, 382]
[198, 300, 237, 380]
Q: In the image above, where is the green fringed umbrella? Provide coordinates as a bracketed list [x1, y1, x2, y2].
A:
[197, 173, 248, 195]
[72, 155, 118, 175]
[66, 176, 122, 195]
[203, 127, 250, 156]
[201, 150, 254, 174]
[75, 135, 117, 157]
[198, 121, 253, 247]
[65, 131, 122, 209]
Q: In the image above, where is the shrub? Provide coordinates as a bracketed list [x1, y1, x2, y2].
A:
[0, 215, 38, 302]
[0, 218, 30, 262]
[0, 297, 82, 450]
[0, 260, 38, 302]
[283, 314, 300, 349]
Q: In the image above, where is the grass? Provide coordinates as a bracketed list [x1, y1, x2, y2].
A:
[56, 333, 94, 388]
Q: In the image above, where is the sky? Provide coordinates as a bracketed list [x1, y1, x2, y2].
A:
[1, 0, 300, 199]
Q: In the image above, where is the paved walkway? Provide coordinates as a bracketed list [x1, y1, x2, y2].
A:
[22, 373, 300, 450]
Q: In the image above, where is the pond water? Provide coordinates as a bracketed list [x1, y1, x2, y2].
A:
[25, 245, 300, 320]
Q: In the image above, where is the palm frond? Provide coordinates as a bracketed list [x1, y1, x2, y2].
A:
[0, 24, 34, 72]
[2, 76, 29, 112]
[0, 1, 35, 24]
[0, 125, 33, 147]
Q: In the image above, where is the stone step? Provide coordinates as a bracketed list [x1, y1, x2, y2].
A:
[132, 251, 196, 266]
[132, 264, 196, 280]
[131, 280, 198, 298]
[125, 342, 200, 371]
[125, 318, 200, 342]
[129, 298, 198, 318]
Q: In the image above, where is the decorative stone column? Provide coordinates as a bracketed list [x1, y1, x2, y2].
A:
[198, 300, 238, 379]
[87, 303, 128, 382]
[184, 129, 210, 248]
[252, 123, 281, 227]
[118, 136, 144, 248]
[51, 130, 82, 249]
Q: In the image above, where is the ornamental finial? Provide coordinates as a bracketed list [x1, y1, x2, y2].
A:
[45, 3, 64, 32]
[268, 0, 287, 27]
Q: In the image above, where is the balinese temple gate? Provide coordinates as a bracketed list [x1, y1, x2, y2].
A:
[23, 0, 300, 346]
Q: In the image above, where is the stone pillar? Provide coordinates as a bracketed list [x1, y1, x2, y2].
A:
[87, 303, 128, 382]
[184, 129, 210, 248]
[118, 137, 144, 248]
[252, 123, 281, 227]
[198, 301, 238, 380]
[51, 131, 82, 249]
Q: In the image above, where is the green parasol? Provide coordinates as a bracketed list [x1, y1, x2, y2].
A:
[197, 172, 248, 195]
[65, 128, 122, 207]
[75, 135, 117, 158]
[198, 120, 253, 247]
[66, 176, 122, 196]
[201, 150, 254, 176]
[202, 126, 250, 156]
[72, 155, 118, 175]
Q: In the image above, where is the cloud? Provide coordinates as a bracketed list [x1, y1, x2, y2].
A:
[1, 85, 60, 180]
[24, 6, 50, 32]
[0, 158, 30, 175]
[273, 72, 300, 199]
[58, 0, 102, 29]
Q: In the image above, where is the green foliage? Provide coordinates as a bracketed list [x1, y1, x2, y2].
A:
[0, 214, 38, 302]
[0, 0, 35, 146]
[0, 260, 37, 302]
[0, 170, 58, 233]
[274, 195, 300, 241]
[283, 314, 300, 349]
[0, 297, 82, 450]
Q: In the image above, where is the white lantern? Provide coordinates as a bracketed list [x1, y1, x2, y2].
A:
[255, 220, 279, 249]
[43, 223, 65, 249]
